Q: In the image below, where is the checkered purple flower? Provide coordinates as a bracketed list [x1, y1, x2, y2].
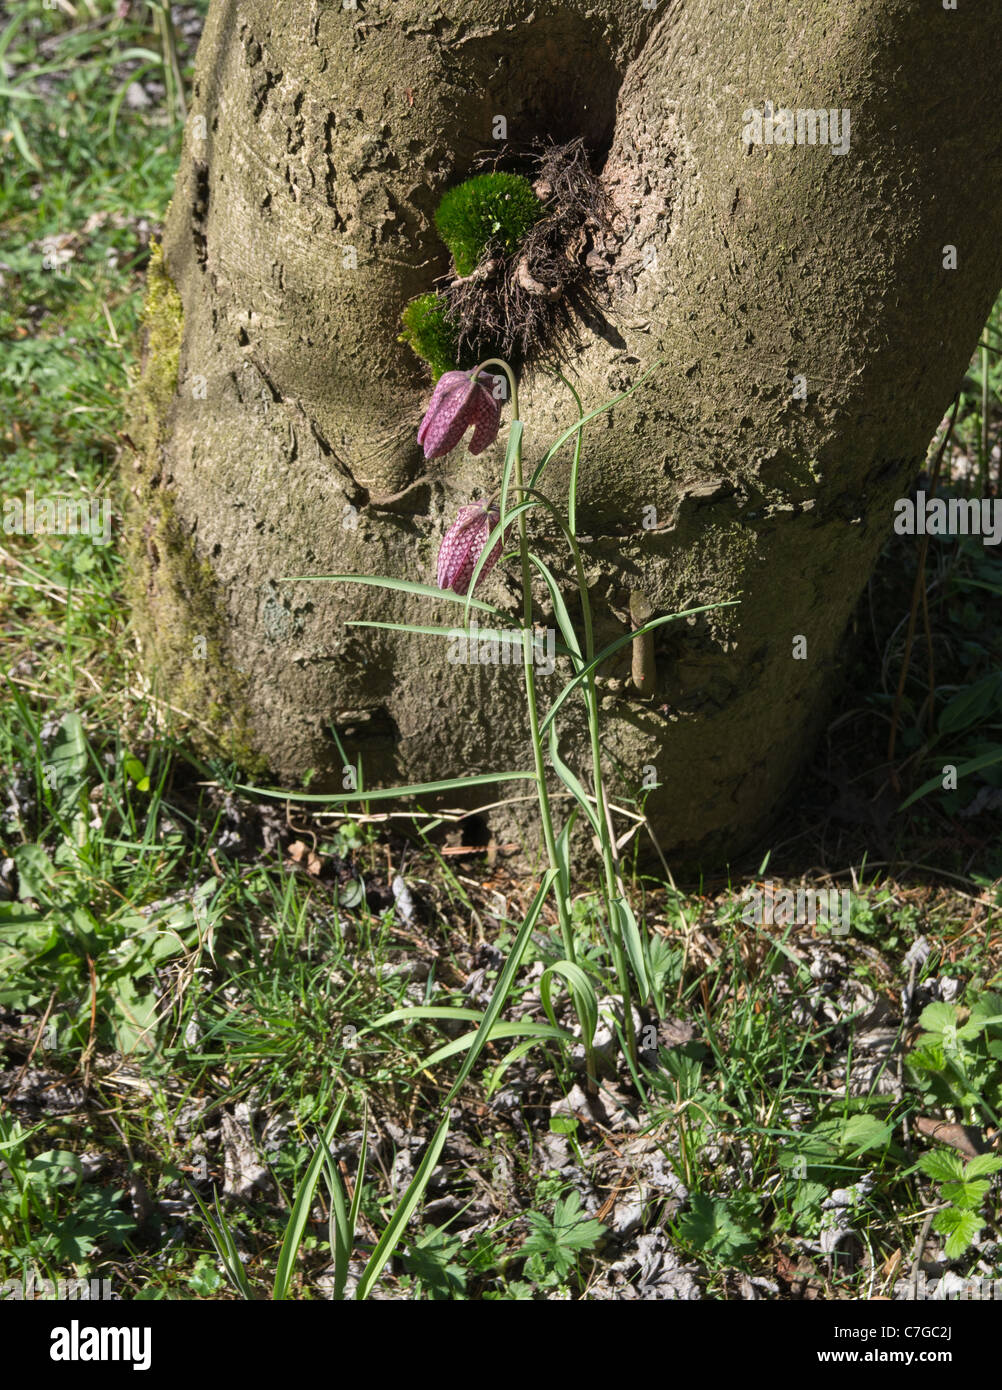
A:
[417, 370, 501, 461]
[437, 500, 509, 595]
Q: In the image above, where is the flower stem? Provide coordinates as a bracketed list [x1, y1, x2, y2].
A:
[557, 372, 638, 1067]
[475, 360, 577, 971]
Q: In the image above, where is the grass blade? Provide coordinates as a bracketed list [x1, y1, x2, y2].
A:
[353, 869, 558, 1298]
[236, 769, 536, 805]
[418, 1020, 572, 1070]
[272, 1100, 347, 1300]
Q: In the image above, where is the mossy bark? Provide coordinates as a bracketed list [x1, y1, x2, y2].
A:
[127, 0, 1002, 866]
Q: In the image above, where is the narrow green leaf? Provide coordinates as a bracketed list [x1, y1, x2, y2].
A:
[442, 869, 559, 1104]
[485, 1037, 544, 1097]
[273, 1100, 346, 1300]
[353, 871, 558, 1300]
[900, 748, 1002, 810]
[345, 618, 575, 660]
[185, 1184, 254, 1300]
[6, 113, 41, 168]
[539, 603, 739, 738]
[530, 359, 665, 487]
[540, 961, 599, 1049]
[528, 552, 583, 668]
[612, 895, 650, 1005]
[325, 1100, 365, 1301]
[547, 721, 601, 835]
[555, 372, 586, 536]
[343, 1105, 369, 1298]
[236, 769, 535, 805]
[461, 492, 535, 632]
[418, 1020, 572, 1070]
[355, 1115, 450, 1301]
[279, 573, 503, 616]
[369, 1006, 484, 1029]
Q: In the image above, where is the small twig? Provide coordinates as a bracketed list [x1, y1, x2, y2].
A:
[899, 956, 920, 1163]
[909, 1204, 944, 1301]
[920, 559, 935, 736]
[80, 956, 99, 1090]
[629, 590, 656, 696]
[3, 990, 58, 1106]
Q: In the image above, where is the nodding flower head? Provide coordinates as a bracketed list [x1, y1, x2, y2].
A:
[417, 370, 501, 461]
[437, 500, 509, 595]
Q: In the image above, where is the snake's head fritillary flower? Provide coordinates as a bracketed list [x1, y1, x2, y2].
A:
[417, 370, 501, 461]
[437, 500, 509, 595]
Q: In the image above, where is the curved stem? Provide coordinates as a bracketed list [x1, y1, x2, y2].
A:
[477, 358, 576, 969]
[555, 373, 638, 1065]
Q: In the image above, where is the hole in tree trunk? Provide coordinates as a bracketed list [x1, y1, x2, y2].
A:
[452, 13, 625, 160]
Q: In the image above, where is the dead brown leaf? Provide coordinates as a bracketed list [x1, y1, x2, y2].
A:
[913, 1116, 990, 1159]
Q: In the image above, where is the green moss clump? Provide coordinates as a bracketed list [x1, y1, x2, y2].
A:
[434, 173, 543, 276]
[399, 292, 460, 380]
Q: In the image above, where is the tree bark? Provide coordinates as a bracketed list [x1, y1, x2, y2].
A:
[127, 0, 1002, 866]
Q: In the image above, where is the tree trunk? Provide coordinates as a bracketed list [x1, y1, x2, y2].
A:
[127, 0, 1002, 866]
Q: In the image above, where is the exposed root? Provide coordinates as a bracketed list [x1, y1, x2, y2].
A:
[440, 138, 625, 377]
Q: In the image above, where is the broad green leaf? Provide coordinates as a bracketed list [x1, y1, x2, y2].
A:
[940, 1178, 991, 1210]
[964, 1153, 1002, 1180]
[45, 712, 89, 833]
[840, 1114, 893, 1156]
[123, 754, 150, 792]
[907, 1041, 945, 1073]
[957, 1013, 1002, 1042]
[676, 1193, 759, 1260]
[933, 1205, 982, 1259]
[917, 1002, 959, 1035]
[916, 1149, 964, 1183]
